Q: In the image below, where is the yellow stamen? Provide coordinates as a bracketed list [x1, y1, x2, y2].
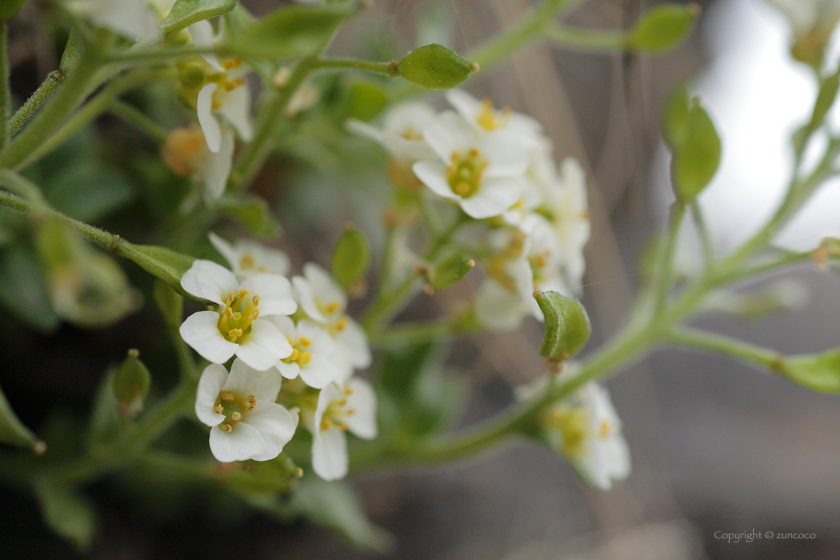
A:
[298, 351, 312, 365]
[299, 337, 312, 347]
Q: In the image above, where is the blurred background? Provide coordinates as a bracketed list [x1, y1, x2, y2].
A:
[2, 0, 839, 558]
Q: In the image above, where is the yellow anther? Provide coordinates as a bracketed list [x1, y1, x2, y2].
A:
[287, 337, 295, 345]
[220, 392, 235, 402]
[232, 412, 242, 421]
[400, 126, 423, 141]
[298, 351, 312, 365]
[222, 423, 233, 433]
[599, 420, 611, 439]
[325, 301, 340, 314]
[468, 148, 480, 158]
[228, 328, 243, 341]
[225, 308, 234, 319]
[227, 292, 236, 304]
[343, 386, 353, 395]
[240, 254, 255, 269]
[337, 398, 347, 407]
[321, 419, 333, 429]
[299, 336, 312, 347]
[248, 395, 256, 411]
[335, 316, 347, 331]
[346, 408, 355, 416]
[252, 295, 259, 306]
[211, 101, 222, 109]
[214, 404, 224, 413]
[222, 58, 242, 70]
[290, 348, 300, 361]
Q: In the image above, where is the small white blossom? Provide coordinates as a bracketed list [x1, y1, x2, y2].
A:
[413, 111, 528, 219]
[266, 316, 339, 389]
[66, 0, 160, 43]
[195, 359, 296, 462]
[292, 263, 371, 381]
[347, 102, 438, 164]
[162, 125, 233, 202]
[208, 233, 291, 281]
[179, 260, 296, 371]
[307, 378, 377, 481]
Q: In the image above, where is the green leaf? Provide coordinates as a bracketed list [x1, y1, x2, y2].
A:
[783, 349, 840, 393]
[663, 84, 690, 150]
[160, 0, 239, 38]
[34, 480, 98, 551]
[0, 382, 44, 451]
[117, 242, 212, 305]
[671, 101, 721, 201]
[292, 479, 394, 553]
[217, 195, 281, 239]
[395, 43, 478, 89]
[0, 244, 59, 333]
[330, 224, 370, 292]
[230, 3, 353, 59]
[535, 290, 591, 361]
[625, 3, 700, 54]
[44, 161, 135, 223]
[429, 252, 474, 290]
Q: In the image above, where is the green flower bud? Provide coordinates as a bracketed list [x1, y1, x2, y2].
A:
[535, 290, 591, 363]
[428, 252, 474, 290]
[331, 224, 370, 293]
[112, 349, 152, 417]
[669, 98, 721, 202]
[396, 44, 479, 90]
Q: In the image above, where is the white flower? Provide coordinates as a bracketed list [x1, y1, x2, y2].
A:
[765, 0, 840, 36]
[179, 259, 296, 371]
[187, 21, 253, 153]
[195, 359, 296, 462]
[446, 89, 542, 139]
[66, 0, 160, 43]
[308, 378, 377, 481]
[543, 382, 630, 490]
[413, 111, 528, 219]
[208, 233, 291, 281]
[266, 316, 339, 389]
[161, 125, 233, 202]
[347, 102, 438, 164]
[292, 263, 372, 381]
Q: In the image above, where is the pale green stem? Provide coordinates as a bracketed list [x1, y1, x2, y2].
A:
[108, 99, 169, 142]
[369, 320, 454, 347]
[653, 201, 686, 314]
[666, 327, 783, 371]
[7, 71, 64, 137]
[690, 200, 714, 267]
[0, 22, 9, 149]
[0, 169, 48, 216]
[312, 57, 397, 77]
[543, 24, 625, 51]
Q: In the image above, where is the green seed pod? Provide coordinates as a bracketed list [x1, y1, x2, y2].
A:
[535, 290, 591, 362]
[112, 349, 151, 417]
[331, 224, 370, 292]
[429, 252, 475, 290]
[396, 44, 479, 90]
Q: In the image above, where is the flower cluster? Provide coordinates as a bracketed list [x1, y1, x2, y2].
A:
[350, 90, 590, 330]
[182, 236, 375, 479]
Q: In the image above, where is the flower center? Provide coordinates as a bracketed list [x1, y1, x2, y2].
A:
[214, 390, 256, 433]
[217, 289, 260, 343]
[281, 335, 313, 367]
[320, 386, 355, 431]
[447, 149, 488, 198]
[400, 126, 423, 141]
[546, 407, 589, 459]
[485, 230, 527, 293]
[162, 126, 206, 176]
[328, 315, 348, 336]
[476, 98, 511, 131]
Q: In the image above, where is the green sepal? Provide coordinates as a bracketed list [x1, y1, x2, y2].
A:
[0, 0, 27, 22]
[112, 350, 151, 416]
[160, 0, 239, 38]
[429, 252, 474, 290]
[535, 290, 591, 361]
[625, 3, 699, 54]
[34, 479, 98, 551]
[116, 241, 212, 305]
[217, 195, 281, 239]
[782, 349, 840, 393]
[670, 99, 721, 201]
[230, 3, 353, 59]
[153, 280, 183, 330]
[330, 224, 370, 292]
[395, 43, 477, 90]
[292, 479, 395, 553]
[0, 382, 44, 451]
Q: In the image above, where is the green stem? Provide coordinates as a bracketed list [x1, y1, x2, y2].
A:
[653, 200, 686, 313]
[312, 57, 397, 77]
[0, 22, 9, 149]
[7, 72, 63, 138]
[666, 327, 783, 371]
[0, 169, 48, 215]
[690, 200, 714, 267]
[109, 99, 169, 142]
[543, 24, 625, 51]
[369, 320, 454, 347]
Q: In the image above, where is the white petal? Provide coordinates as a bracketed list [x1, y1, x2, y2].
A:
[187, 21, 223, 71]
[303, 263, 346, 312]
[198, 124, 233, 201]
[209, 422, 265, 462]
[607, 435, 632, 481]
[474, 279, 529, 331]
[344, 378, 377, 439]
[264, 314, 296, 336]
[297, 319, 335, 355]
[180, 311, 238, 364]
[413, 161, 459, 200]
[247, 403, 297, 461]
[291, 275, 324, 322]
[195, 363, 228, 426]
[334, 318, 371, 369]
[197, 83, 222, 153]
[312, 428, 348, 480]
[298, 354, 339, 389]
[208, 232, 239, 271]
[227, 358, 283, 401]
[445, 89, 482, 125]
[313, 383, 342, 434]
[181, 259, 238, 304]
[217, 84, 253, 141]
[481, 133, 529, 177]
[240, 274, 297, 316]
[459, 176, 522, 219]
[422, 111, 475, 161]
[275, 360, 300, 380]
[235, 319, 292, 370]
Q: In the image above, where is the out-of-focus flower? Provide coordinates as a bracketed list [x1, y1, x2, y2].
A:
[307, 378, 377, 481]
[267, 316, 339, 389]
[179, 259, 296, 371]
[66, 0, 160, 42]
[292, 263, 371, 382]
[765, 0, 840, 64]
[162, 125, 233, 202]
[446, 89, 542, 139]
[413, 112, 528, 219]
[195, 359, 296, 462]
[208, 233, 291, 281]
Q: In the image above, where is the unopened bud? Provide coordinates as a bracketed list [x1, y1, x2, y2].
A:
[112, 349, 152, 417]
[396, 44, 477, 90]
